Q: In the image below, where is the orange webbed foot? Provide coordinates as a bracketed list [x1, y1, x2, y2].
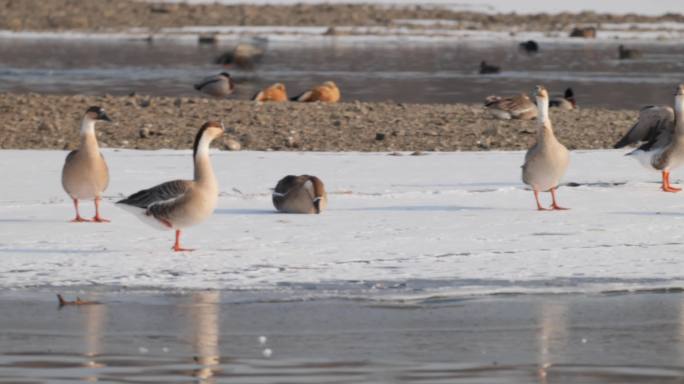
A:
[70, 216, 92, 223]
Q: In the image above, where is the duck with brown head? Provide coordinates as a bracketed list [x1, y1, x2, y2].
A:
[117, 121, 224, 252]
[272, 175, 327, 214]
[61, 106, 112, 223]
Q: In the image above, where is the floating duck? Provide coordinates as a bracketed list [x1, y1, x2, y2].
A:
[549, 88, 577, 110]
[618, 44, 642, 60]
[272, 175, 327, 214]
[522, 85, 570, 210]
[569, 27, 596, 38]
[484, 93, 537, 120]
[519, 40, 539, 53]
[61, 106, 112, 223]
[252, 83, 288, 102]
[479, 61, 501, 74]
[194, 72, 234, 98]
[291, 81, 340, 103]
[214, 43, 265, 69]
[614, 84, 684, 192]
[117, 122, 224, 251]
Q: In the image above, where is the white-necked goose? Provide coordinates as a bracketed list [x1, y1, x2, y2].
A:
[61, 106, 112, 222]
[522, 85, 570, 210]
[614, 84, 684, 192]
[117, 121, 224, 251]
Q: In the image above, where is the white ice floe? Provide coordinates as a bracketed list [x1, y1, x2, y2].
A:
[2, 149, 684, 298]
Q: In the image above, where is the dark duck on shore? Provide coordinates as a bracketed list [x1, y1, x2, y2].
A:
[618, 44, 642, 60]
[549, 88, 577, 110]
[519, 40, 539, 53]
[479, 61, 500, 74]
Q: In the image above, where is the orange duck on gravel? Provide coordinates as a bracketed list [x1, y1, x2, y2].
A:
[251, 83, 288, 102]
[291, 81, 340, 103]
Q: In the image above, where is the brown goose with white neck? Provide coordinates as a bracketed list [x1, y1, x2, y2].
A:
[272, 175, 327, 214]
[521, 85, 570, 210]
[117, 121, 224, 252]
[614, 84, 684, 192]
[61, 106, 112, 222]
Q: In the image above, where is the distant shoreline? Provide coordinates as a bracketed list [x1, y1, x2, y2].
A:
[1, 0, 683, 34]
[0, 93, 634, 152]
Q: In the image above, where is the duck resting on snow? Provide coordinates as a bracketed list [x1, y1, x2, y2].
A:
[272, 175, 327, 214]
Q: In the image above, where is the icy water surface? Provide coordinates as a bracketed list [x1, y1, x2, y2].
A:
[1, 38, 683, 109]
[2, 291, 684, 383]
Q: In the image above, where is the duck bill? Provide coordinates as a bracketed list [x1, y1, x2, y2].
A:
[313, 198, 321, 214]
[99, 112, 113, 122]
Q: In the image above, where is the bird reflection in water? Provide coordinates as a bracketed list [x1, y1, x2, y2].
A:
[536, 302, 568, 384]
[187, 291, 221, 382]
[76, 299, 107, 382]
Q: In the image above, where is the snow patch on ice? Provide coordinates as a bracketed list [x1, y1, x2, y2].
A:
[1, 149, 684, 299]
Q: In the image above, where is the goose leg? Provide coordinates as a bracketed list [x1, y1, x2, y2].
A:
[172, 230, 195, 252]
[70, 198, 91, 222]
[550, 188, 569, 210]
[92, 197, 110, 223]
[662, 171, 681, 192]
[533, 190, 550, 211]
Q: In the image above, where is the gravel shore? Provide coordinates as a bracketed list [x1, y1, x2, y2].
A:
[0, 93, 636, 152]
[0, 0, 682, 32]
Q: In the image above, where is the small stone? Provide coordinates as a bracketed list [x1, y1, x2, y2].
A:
[139, 126, 151, 138]
[262, 348, 272, 358]
[258, 336, 267, 345]
[139, 98, 152, 108]
[225, 138, 241, 151]
[411, 151, 427, 156]
[174, 98, 182, 107]
[483, 126, 499, 137]
[38, 121, 56, 132]
[286, 136, 299, 148]
[375, 133, 386, 141]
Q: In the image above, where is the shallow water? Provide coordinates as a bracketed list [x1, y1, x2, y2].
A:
[2, 291, 684, 383]
[1, 38, 683, 109]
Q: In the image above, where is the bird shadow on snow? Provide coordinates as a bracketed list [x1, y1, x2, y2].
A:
[0, 218, 66, 223]
[609, 211, 684, 217]
[340, 205, 492, 212]
[0, 248, 110, 255]
[215, 208, 275, 215]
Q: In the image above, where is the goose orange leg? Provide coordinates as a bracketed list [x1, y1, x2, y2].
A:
[550, 187, 569, 210]
[92, 197, 110, 223]
[70, 198, 91, 222]
[533, 190, 550, 211]
[662, 170, 681, 192]
[172, 230, 194, 252]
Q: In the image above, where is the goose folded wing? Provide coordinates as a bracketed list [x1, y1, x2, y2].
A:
[194, 76, 221, 90]
[614, 106, 674, 148]
[117, 180, 191, 210]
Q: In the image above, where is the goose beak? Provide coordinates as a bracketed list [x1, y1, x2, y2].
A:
[313, 197, 321, 214]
